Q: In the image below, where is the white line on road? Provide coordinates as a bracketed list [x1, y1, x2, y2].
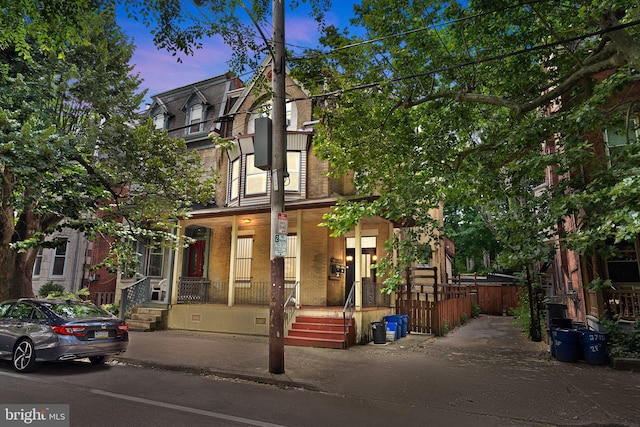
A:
[0, 371, 284, 427]
[89, 389, 286, 427]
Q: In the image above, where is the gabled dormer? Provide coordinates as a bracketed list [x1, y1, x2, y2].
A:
[180, 88, 209, 135]
[148, 98, 170, 130]
[221, 57, 315, 208]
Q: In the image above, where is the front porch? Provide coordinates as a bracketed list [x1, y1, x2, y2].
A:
[166, 303, 392, 344]
[171, 278, 393, 344]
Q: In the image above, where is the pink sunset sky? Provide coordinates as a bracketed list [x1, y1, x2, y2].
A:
[116, 2, 361, 106]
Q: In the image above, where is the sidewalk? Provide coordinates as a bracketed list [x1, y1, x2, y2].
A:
[114, 315, 640, 426]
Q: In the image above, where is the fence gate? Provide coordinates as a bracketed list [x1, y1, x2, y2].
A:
[396, 266, 437, 334]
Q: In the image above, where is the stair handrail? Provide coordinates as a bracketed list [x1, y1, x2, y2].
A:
[342, 282, 357, 348]
[284, 281, 300, 332]
[120, 276, 150, 319]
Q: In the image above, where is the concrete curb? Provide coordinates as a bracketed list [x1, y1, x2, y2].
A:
[112, 356, 323, 392]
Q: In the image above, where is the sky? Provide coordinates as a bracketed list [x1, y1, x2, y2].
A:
[115, 1, 361, 105]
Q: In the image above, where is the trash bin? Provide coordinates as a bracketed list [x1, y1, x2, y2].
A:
[552, 328, 580, 363]
[385, 321, 397, 342]
[548, 327, 556, 358]
[371, 321, 386, 344]
[400, 315, 408, 337]
[384, 315, 402, 339]
[580, 330, 609, 365]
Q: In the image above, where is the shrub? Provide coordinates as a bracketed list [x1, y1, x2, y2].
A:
[38, 283, 65, 298]
[461, 312, 468, 325]
[471, 304, 481, 318]
[602, 317, 640, 358]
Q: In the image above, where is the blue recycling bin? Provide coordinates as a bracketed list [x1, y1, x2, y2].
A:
[400, 315, 408, 337]
[580, 330, 609, 365]
[385, 321, 397, 342]
[552, 328, 580, 363]
[384, 315, 402, 339]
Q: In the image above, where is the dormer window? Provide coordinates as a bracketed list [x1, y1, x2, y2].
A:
[153, 113, 165, 130]
[188, 103, 205, 134]
[247, 99, 295, 134]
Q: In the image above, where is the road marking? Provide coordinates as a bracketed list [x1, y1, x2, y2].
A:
[0, 371, 284, 427]
[89, 389, 285, 427]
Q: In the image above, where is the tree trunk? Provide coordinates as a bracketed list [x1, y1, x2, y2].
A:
[0, 245, 31, 300]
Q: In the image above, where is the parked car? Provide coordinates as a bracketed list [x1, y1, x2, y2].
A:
[0, 298, 128, 372]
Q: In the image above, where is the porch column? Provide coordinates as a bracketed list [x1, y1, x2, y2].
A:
[389, 221, 396, 309]
[170, 231, 182, 305]
[228, 216, 238, 307]
[295, 210, 302, 308]
[355, 223, 362, 311]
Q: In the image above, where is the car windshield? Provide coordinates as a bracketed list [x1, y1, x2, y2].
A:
[43, 302, 112, 319]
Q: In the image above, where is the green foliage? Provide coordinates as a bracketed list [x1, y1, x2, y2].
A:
[602, 318, 640, 359]
[510, 286, 533, 338]
[1, 5, 219, 298]
[460, 312, 468, 325]
[44, 287, 90, 301]
[37, 283, 66, 298]
[587, 277, 614, 291]
[290, 0, 640, 288]
[471, 304, 481, 318]
[441, 318, 450, 336]
[101, 303, 120, 316]
[444, 202, 503, 274]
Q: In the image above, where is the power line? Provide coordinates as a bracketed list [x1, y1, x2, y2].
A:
[287, 18, 640, 104]
[289, 0, 556, 62]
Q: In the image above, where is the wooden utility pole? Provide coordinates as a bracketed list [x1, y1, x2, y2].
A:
[269, 0, 286, 374]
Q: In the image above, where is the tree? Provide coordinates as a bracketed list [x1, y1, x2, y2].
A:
[0, 6, 217, 300]
[443, 202, 502, 274]
[289, 1, 640, 290]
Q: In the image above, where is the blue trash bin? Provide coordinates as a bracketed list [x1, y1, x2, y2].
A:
[400, 315, 408, 337]
[553, 328, 580, 363]
[580, 330, 609, 365]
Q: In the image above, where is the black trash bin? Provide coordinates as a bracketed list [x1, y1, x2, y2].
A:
[371, 321, 386, 344]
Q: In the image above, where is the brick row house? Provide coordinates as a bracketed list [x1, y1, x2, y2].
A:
[113, 58, 449, 346]
[542, 70, 640, 328]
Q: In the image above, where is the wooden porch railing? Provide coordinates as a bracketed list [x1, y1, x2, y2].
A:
[604, 289, 640, 321]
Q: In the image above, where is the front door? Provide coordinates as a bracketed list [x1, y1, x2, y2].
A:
[187, 239, 206, 277]
[345, 248, 356, 300]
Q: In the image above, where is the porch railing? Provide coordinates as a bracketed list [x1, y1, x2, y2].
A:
[177, 279, 298, 306]
[362, 280, 392, 307]
[604, 289, 640, 321]
[120, 276, 150, 319]
[343, 282, 356, 347]
[178, 277, 210, 303]
[284, 281, 300, 332]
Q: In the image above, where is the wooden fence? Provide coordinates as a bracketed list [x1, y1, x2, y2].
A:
[476, 285, 519, 316]
[396, 266, 475, 336]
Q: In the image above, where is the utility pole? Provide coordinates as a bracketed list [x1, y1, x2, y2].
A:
[269, 0, 286, 374]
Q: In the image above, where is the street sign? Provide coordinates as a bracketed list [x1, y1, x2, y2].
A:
[274, 233, 287, 257]
[277, 212, 288, 234]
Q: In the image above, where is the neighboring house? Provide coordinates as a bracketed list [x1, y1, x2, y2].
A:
[542, 70, 640, 327]
[115, 72, 244, 307]
[119, 59, 449, 345]
[31, 229, 93, 297]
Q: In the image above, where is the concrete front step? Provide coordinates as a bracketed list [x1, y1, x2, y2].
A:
[127, 306, 168, 332]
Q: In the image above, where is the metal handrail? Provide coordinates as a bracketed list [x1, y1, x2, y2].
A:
[343, 282, 356, 348]
[284, 281, 299, 332]
[120, 276, 150, 319]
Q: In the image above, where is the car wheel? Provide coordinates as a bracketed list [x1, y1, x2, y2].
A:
[13, 339, 37, 373]
[89, 356, 107, 365]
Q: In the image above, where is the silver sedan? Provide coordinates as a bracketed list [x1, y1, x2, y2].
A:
[0, 298, 129, 372]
